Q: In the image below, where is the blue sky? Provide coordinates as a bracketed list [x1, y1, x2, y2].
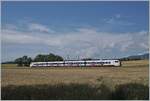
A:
[1, 1, 149, 62]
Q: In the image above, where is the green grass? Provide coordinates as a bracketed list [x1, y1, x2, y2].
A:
[2, 83, 149, 100]
[112, 83, 149, 100]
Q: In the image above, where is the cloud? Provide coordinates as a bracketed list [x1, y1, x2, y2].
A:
[105, 14, 134, 26]
[28, 23, 55, 33]
[2, 29, 42, 44]
[3, 24, 18, 30]
[2, 23, 149, 59]
[115, 14, 121, 19]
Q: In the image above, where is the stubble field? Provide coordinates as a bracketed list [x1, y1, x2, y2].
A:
[1, 60, 149, 87]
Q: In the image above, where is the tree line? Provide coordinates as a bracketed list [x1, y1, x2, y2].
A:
[15, 53, 63, 67]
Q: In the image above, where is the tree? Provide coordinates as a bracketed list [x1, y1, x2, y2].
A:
[26, 57, 32, 66]
[34, 54, 45, 62]
[15, 58, 23, 66]
[22, 56, 28, 66]
[34, 53, 63, 62]
[54, 55, 63, 61]
[15, 56, 33, 67]
[14, 53, 63, 67]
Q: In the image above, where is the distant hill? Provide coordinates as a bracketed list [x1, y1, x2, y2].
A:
[120, 53, 149, 61]
[2, 61, 15, 64]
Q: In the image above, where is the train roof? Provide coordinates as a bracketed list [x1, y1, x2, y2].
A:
[31, 59, 120, 64]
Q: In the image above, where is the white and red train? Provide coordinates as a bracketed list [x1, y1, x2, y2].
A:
[30, 59, 121, 67]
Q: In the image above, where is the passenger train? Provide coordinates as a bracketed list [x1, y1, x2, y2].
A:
[30, 59, 121, 67]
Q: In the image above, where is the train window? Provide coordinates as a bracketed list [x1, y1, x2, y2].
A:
[115, 61, 119, 63]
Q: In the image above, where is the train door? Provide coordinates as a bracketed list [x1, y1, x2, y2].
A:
[84, 61, 86, 67]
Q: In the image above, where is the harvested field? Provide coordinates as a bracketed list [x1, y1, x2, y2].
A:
[1, 60, 149, 87]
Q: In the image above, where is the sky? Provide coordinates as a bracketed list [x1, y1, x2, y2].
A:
[1, 1, 149, 62]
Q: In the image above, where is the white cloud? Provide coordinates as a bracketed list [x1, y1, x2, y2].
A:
[106, 17, 114, 24]
[28, 23, 55, 33]
[115, 14, 121, 19]
[105, 14, 134, 26]
[3, 24, 18, 30]
[2, 24, 149, 59]
[2, 29, 42, 44]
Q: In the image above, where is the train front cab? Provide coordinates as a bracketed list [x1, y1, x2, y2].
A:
[113, 60, 121, 67]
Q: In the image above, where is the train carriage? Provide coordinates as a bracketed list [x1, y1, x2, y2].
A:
[30, 59, 121, 67]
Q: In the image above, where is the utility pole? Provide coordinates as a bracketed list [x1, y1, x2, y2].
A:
[67, 55, 70, 60]
[77, 55, 79, 60]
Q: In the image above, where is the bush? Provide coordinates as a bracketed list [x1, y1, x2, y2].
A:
[1, 83, 112, 100]
[2, 83, 149, 100]
[112, 83, 149, 100]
